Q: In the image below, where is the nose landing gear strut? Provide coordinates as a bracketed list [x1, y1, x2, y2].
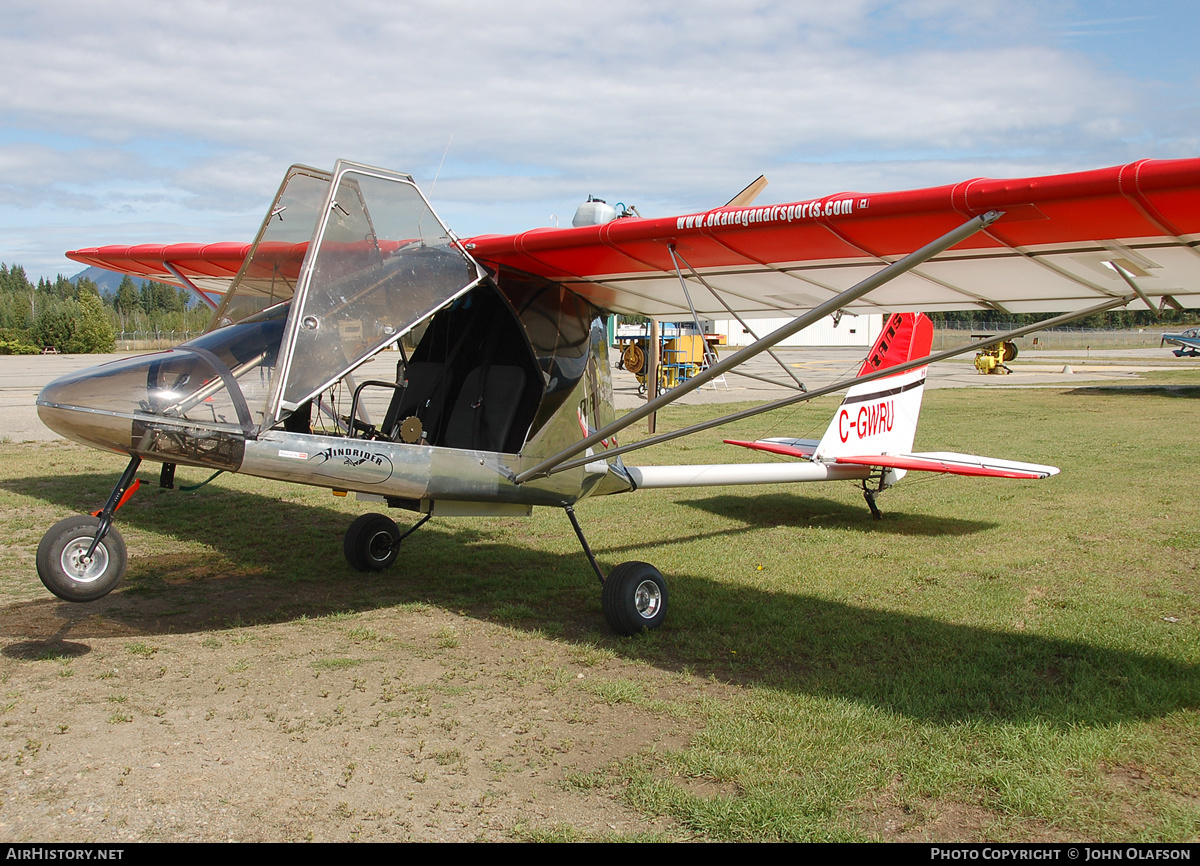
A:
[36, 456, 141, 602]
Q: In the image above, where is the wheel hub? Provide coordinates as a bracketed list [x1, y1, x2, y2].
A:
[367, 530, 395, 562]
[633, 579, 661, 619]
[60, 537, 109, 583]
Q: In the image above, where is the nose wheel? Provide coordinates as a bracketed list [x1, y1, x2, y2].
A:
[37, 515, 128, 602]
[36, 455, 142, 602]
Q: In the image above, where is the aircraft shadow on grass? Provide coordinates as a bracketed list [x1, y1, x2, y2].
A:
[569, 492, 994, 560]
[1065, 384, 1200, 399]
[672, 492, 995, 536]
[1, 472, 1194, 728]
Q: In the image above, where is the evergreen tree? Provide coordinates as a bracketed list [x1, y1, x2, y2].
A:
[113, 276, 140, 329]
[75, 276, 101, 298]
[64, 290, 115, 353]
[32, 303, 75, 350]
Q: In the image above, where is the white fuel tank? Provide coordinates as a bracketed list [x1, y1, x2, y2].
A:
[572, 196, 619, 227]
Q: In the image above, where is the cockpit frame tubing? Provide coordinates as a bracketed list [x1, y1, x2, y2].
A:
[157, 345, 257, 437]
[346, 379, 406, 439]
[208, 164, 331, 332]
[266, 160, 486, 426]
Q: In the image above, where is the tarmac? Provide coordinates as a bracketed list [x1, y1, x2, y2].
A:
[4, 345, 1197, 442]
[609, 344, 1200, 410]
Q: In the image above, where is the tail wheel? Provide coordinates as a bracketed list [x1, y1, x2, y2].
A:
[36, 515, 127, 602]
[344, 513, 401, 572]
[602, 561, 668, 635]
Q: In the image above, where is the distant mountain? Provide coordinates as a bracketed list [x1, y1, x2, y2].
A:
[70, 266, 153, 298]
[70, 266, 207, 310]
[70, 266, 149, 297]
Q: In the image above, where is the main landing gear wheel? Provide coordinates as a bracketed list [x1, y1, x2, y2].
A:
[343, 513, 401, 572]
[602, 561, 668, 636]
[36, 515, 127, 602]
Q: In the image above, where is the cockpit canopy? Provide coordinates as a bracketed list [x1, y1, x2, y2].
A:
[212, 160, 485, 427]
[39, 160, 611, 468]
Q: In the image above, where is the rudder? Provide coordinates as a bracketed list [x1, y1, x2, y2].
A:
[815, 313, 933, 463]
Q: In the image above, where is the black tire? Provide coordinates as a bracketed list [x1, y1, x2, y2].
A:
[36, 515, 127, 602]
[343, 513, 400, 572]
[602, 561, 668, 635]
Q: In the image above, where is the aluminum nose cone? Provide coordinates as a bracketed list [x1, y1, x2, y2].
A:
[36, 350, 247, 471]
[37, 359, 137, 453]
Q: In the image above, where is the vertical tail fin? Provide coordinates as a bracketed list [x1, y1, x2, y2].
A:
[815, 313, 934, 463]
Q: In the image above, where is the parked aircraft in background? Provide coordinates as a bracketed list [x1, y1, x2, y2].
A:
[1161, 327, 1200, 357]
[36, 158, 1200, 633]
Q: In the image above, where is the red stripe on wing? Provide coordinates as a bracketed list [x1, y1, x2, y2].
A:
[833, 454, 1048, 479]
[723, 439, 813, 459]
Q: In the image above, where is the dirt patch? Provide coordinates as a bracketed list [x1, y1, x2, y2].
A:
[855, 778, 1075, 843]
[0, 601, 707, 841]
[1099, 762, 1199, 820]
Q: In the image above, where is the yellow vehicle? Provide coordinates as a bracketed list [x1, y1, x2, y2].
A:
[974, 339, 1018, 374]
[619, 333, 711, 394]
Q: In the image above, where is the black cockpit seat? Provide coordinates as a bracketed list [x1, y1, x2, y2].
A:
[380, 361, 448, 442]
[443, 366, 527, 452]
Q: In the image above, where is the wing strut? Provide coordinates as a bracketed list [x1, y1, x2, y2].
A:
[538, 291, 1136, 475]
[665, 244, 724, 381]
[668, 245, 807, 391]
[162, 263, 220, 311]
[514, 210, 1003, 484]
[1108, 261, 1159, 318]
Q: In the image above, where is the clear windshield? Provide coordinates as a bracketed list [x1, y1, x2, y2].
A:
[208, 165, 332, 329]
[271, 162, 483, 418]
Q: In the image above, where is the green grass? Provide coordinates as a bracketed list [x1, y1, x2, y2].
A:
[0, 378, 1196, 840]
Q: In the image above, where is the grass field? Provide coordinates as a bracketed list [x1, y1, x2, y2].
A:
[0, 379, 1196, 840]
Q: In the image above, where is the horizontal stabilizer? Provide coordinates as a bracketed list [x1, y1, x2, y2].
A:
[833, 451, 1059, 479]
[723, 438, 817, 459]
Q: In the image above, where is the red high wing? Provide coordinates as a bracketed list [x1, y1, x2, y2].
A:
[465, 157, 1200, 319]
[68, 242, 253, 285]
[66, 158, 1200, 318]
[467, 158, 1200, 275]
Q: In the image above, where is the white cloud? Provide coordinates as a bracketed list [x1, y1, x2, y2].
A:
[0, 0, 1189, 277]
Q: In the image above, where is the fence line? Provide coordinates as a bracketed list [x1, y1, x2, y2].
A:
[932, 326, 1165, 351]
[116, 330, 198, 350]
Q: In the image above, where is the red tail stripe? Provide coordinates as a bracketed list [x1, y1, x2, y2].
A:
[856, 312, 934, 377]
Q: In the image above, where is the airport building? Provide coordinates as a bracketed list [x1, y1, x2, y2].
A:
[711, 314, 884, 347]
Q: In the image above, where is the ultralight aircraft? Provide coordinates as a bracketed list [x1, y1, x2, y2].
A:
[36, 158, 1200, 634]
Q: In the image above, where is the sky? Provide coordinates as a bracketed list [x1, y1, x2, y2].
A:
[0, 0, 1196, 279]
